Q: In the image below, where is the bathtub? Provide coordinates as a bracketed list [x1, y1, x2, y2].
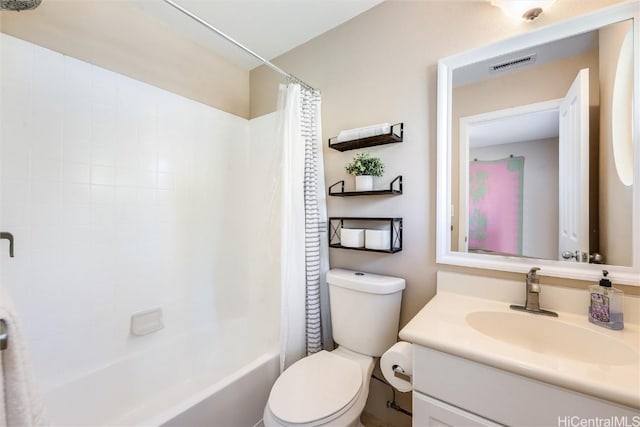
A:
[42, 327, 280, 426]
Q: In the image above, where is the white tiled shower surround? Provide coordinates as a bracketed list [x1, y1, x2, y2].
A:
[0, 32, 280, 397]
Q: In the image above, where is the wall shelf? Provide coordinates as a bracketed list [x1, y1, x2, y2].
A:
[328, 217, 403, 253]
[329, 175, 403, 197]
[328, 123, 403, 152]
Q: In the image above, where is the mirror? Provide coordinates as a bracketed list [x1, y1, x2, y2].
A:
[436, 2, 640, 285]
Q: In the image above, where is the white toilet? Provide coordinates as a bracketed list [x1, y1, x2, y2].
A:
[263, 268, 405, 427]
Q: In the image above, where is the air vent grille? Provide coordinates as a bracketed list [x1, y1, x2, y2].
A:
[491, 53, 537, 73]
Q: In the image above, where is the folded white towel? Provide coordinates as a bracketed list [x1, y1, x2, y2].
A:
[337, 123, 391, 143]
[0, 286, 48, 427]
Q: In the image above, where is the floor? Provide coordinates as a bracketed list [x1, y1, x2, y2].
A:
[361, 412, 397, 427]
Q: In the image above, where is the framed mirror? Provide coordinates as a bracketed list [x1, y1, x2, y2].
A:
[436, 1, 640, 285]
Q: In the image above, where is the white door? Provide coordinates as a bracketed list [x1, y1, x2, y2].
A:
[558, 68, 589, 262]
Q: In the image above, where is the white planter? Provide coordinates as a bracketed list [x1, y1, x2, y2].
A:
[355, 175, 373, 191]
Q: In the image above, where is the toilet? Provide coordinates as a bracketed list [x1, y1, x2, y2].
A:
[263, 268, 405, 427]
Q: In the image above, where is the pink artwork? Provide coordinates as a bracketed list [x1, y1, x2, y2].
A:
[468, 157, 524, 255]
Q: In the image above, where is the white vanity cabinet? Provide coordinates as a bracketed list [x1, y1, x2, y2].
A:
[413, 392, 500, 427]
[412, 345, 640, 427]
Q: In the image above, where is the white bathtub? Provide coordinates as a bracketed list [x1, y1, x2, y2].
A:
[43, 328, 279, 427]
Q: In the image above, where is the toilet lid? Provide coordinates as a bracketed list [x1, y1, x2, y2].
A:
[268, 350, 362, 425]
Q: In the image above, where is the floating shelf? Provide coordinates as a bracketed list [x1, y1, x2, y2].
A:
[328, 217, 403, 253]
[328, 123, 403, 152]
[329, 175, 403, 197]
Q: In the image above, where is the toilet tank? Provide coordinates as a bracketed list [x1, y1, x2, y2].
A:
[327, 269, 405, 357]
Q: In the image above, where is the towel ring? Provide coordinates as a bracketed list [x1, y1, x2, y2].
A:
[0, 319, 7, 351]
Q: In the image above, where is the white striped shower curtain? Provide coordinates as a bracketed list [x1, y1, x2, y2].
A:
[278, 83, 332, 372]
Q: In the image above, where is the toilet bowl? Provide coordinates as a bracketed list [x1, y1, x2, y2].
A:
[263, 269, 405, 427]
[263, 347, 374, 427]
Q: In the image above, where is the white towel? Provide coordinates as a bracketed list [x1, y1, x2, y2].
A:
[336, 123, 391, 143]
[0, 287, 48, 427]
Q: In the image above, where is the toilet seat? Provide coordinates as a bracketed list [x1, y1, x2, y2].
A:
[268, 350, 363, 426]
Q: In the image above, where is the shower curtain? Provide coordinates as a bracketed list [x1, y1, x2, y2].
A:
[468, 156, 525, 255]
[278, 83, 332, 372]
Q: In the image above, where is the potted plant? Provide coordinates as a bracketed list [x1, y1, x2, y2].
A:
[345, 152, 384, 191]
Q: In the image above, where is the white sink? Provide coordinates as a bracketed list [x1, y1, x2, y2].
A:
[399, 273, 640, 410]
[466, 311, 638, 365]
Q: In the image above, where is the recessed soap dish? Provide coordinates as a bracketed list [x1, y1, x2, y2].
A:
[130, 308, 164, 336]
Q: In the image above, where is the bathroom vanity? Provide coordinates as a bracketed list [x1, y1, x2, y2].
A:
[399, 271, 640, 426]
[410, 346, 639, 426]
[412, 1, 640, 422]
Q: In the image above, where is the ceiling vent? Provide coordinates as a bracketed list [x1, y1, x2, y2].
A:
[490, 53, 537, 73]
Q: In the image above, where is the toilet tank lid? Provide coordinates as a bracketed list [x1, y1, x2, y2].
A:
[327, 269, 405, 294]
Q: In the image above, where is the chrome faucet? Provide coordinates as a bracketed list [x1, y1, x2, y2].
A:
[525, 267, 541, 309]
[510, 267, 558, 317]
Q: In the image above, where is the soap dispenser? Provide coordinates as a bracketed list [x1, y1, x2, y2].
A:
[588, 270, 624, 330]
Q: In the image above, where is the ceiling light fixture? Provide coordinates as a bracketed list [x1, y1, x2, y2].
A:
[490, 0, 556, 21]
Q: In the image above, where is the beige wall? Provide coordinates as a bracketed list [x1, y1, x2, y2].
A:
[0, 0, 250, 118]
[599, 20, 634, 266]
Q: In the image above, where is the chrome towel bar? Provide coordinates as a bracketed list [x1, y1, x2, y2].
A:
[0, 319, 7, 351]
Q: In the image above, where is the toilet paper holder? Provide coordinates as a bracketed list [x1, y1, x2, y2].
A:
[393, 365, 412, 383]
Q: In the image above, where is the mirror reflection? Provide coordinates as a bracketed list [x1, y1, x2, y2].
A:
[450, 19, 634, 267]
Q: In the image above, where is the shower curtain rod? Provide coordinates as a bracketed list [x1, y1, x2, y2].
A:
[163, 0, 318, 93]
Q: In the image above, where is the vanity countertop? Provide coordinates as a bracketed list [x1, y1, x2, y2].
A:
[399, 289, 640, 410]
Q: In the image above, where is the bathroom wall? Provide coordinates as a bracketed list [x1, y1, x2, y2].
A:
[0, 33, 280, 392]
[248, 1, 627, 425]
[0, 0, 250, 118]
